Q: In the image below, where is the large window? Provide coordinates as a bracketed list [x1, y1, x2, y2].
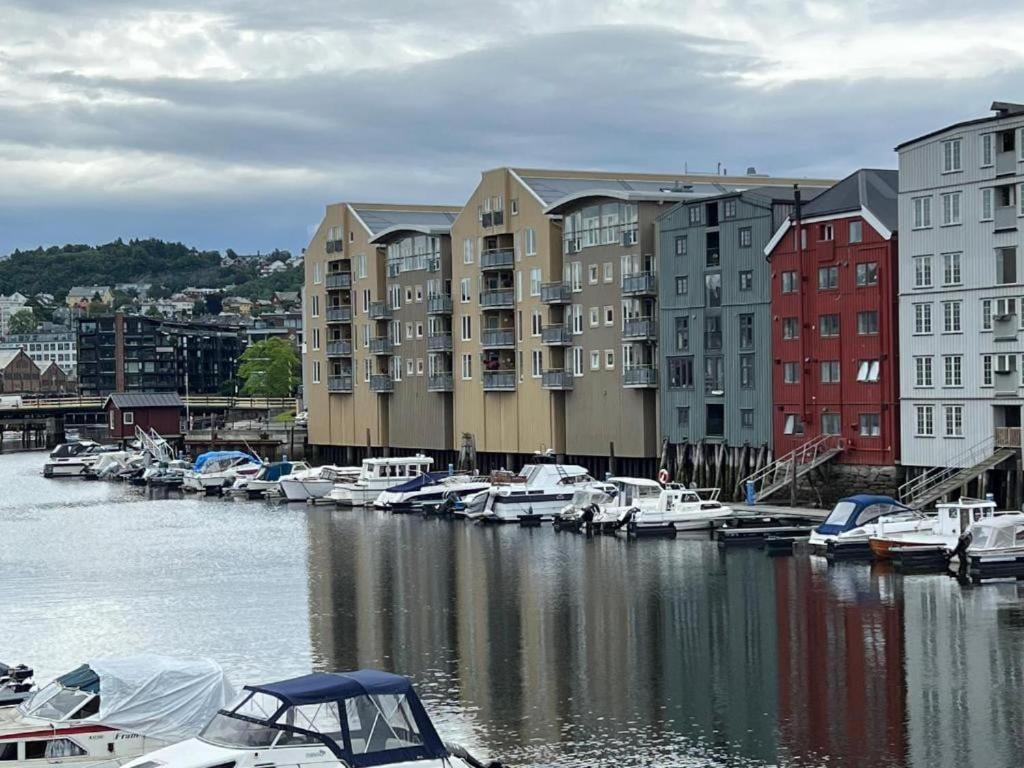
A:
[819, 314, 840, 337]
[849, 220, 863, 243]
[821, 412, 841, 435]
[856, 262, 877, 286]
[942, 138, 962, 172]
[943, 301, 962, 333]
[782, 317, 799, 340]
[996, 247, 1018, 285]
[859, 413, 881, 437]
[942, 252, 962, 285]
[820, 361, 840, 383]
[705, 316, 722, 350]
[914, 303, 932, 334]
[943, 355, 963, 387]
[783, 414, 804, 435]
[705, 274, 722, 307]
[740, 354, 754, 388]
[738, 314, 754, 349]
[916, 405, 935, 436]
[781, 271, 797, 293]
[941, 191, 962, 225]
[857, 359, 879, 383]
[913, 255, 932, 288]
[674, 316, 689, 352]
[913, 197, 932, 229]
[818, 266, 838, 290]
[944, 405, 964, 437]
[667, 356, 694, 388]
[704, 356, 724, 393]
[857, 311, 878, 335]
[783, 362, 800, 384]
[914, 356, 933, 387]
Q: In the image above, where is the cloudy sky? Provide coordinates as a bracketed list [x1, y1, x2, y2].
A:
[1, 0, 1022, 257]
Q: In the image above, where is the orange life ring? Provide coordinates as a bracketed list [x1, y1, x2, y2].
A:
[658, 468, 670, 484]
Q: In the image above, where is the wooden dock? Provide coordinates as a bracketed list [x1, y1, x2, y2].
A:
[730, 503, 830, 522]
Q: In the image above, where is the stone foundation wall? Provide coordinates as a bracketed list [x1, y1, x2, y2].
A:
[785, 463, 906, 508]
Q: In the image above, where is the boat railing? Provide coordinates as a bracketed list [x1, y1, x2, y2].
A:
[898, 434, 996, 506]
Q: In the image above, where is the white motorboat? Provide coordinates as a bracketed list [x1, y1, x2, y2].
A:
[465, 460, 609, 523]
[579, 478, 732, 534]
[329, 455, 434, 507]
[0, 655, 233, 768]
[229, 461, 310, 499]
[278, 465, 360, 501]
[869, 497, 997, 559]
[182, 451, 261, 493]
[807, 495, 930, 556]
[373, 471, 492, 512]
[121, 670, 500, 768]
[958, 513, 1024, 579]
[43, 441, 114, 478]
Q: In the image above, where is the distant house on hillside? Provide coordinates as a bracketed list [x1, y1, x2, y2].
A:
[66, 285, 113, 309]
[272, 291, 300, 308]
[0, 349, 41, 394]
[222, 296, 254, 316]
[116, 282, 152, 299]
[260, 260, 288, 276]
[0, 292, 28, 338]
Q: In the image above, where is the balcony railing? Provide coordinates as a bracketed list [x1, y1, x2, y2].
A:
[482, 370, 517, 391]
[481, 249, 515, 270]
[427, 294, 453, 315]
[542, 370, 575, 390]
[326, 307, 352, 323]
[623, 317, 657, 340]
[622, 272, 657, 296]
[997, 150, 1017, 176]
[481, 328, 516, 348]
[369, 337, 394, 355]
[995, 206, 1018, 232]
[541, 325, 572, 346]
[540, 282, 572, 304]
[369, 301, 392, 320]
[326, 272, 352, 290]
[326, 340, 352, 357]
[481, 289, 514, 309]
[623, 366, 658, 388]
[370, 374, 394, 393]
[427, 333, 453, 351]
[327, 375, 353, 393]
[428, 373, 454, 392]
[994, 369, 1019, 397]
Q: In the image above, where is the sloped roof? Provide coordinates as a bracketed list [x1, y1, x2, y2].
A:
[350, 207, 460, 241]
[801, 169, 899, 233]
[67, 285, 112, 298]
[0, 349, 28, 370]
[104, 392, 184, 409]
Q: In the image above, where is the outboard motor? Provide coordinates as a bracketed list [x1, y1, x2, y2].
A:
[445, 742, 505, 768]
[952, 530, 972, 575]
[580, 503, 598, 535]
[615, 507, 637, 532]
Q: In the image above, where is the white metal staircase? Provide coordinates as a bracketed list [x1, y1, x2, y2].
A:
[134, 426, 173, 464]
[899, 434, 1016, 509]
[737, 434, 844, 502]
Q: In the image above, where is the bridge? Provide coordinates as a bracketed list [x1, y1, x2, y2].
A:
[0, 395, 299, 416]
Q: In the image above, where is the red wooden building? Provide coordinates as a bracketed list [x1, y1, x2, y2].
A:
[104, 392, 184, 441]
[766, 169, 900, 465]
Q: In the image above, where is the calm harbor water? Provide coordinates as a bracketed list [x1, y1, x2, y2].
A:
[3, 450, 1024, 767]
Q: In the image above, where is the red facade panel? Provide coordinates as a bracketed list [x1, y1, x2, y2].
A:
[105, 404, 183, 441]
[769, 216, 900, 465]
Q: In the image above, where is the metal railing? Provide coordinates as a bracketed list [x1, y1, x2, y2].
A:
[481, 290, 514, 309]
[482, 370, 517, 390]
[427, 373, 454, 392]
[622, 272, 657, 295]
[540, 282, 572, 304]
[328, 375, 353, 393]
[326, 340, 352, 356]
[738, 434, 843, 498]
[481, 328, 516, 347]
[368, 301, 392, 320]
[427, 294, 453, 314]
[623, 366, 658, 387]
[481, 249, 515, 270]
[326, 307, 352, 323]
[326, 272, 352, 290]
[369, 337, 394, 355]
[898, 434, 997, 505]
[623, 317, 657, 340]
[427, 333, 453, 351]
[541, 325, 572, 345]
[542, 370, 575, 390]
[369, 374, 394, 393]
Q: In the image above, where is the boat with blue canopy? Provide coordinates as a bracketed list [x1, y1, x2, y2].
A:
[808, 494, 929, 556]
[182, 451, 261, 494]
[121, 670, 502, 768]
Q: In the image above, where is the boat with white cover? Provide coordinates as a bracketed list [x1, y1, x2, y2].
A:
[869, 497, 997, 559]
[328, 456, 434, 507]
[43, 441, 116, 477]
[278, 465, 361, 501]
[121, 670, 502, 768]
[230, 461, 310, 498]
[0, 655, 233, 768]
[957, 513, 1024, 579]
[373, 472, 492, 512]
[464, 460, 610, 523]
[182, 451, 261, 493]
[579, 478, 732, 534]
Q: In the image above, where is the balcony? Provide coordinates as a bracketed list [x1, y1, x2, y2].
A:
[995, 206, 1018, 232]
[427, 333, 453, 351]
[994, 370, 1019, 397]
[326, 272, 352, 290]
[369, 337, 394, 355]
[997, 150, 1017, 176]
[542, 370, 575, 390]
[328, 375, 353, 393]
[427, 294, 453, 315]
[428, 373, 454, 392]
[370, 374, 394, 393]
[326, 340, 352, 357]
[481, 289, 514, 309]
[623, 317, 658, 341]
[482, 370, 517, 391]
[481, 249, 515, 270]
[540, 282, 572, 304]
[369, 301, 392, 320]
[622, 272, 657, 296]
[326, 307, 352, 323]
[623, 366, 658, 388]
[541, 325, 572, 346]
[481, 328, 516, 348]
[995, 427, 1022, 449]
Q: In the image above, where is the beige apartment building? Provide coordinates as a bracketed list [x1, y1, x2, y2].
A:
[304, 203, 460, 464]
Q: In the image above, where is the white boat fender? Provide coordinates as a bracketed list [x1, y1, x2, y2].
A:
[445, 742, 505, 768]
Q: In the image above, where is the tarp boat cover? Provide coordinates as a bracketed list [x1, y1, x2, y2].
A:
[55, 655, 233, 742]
[192, 451, 260, 472]
[257, 462, 296, 482]
[384, 471, 452, 495]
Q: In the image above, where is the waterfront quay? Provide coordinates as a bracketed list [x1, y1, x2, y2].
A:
[5, 450, 1024, 768]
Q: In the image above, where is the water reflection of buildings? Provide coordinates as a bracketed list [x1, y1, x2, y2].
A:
[773, 559, 907, 768]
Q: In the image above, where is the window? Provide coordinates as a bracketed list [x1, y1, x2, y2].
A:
[942, 252, 962, 285]
[857, 359, 880, 383]
[415, 322, 424, 338]
[859, 413, 881, 437]
[460, 315, 472, 341]
[783, 362, 800, 383]
[688, 206, 701, 225]
[820, 314, 840, 337]
[983, 355, 993, 386]
[783, 414, 804, 435]
[704, 356, 724, 393]
[781, 271, 797, 293]
[914, 303, 932, 334]
[589, 307, 599, 327]
[572, 347, 584, 377]
[857, 311, 878, 335]
[530, 268, 542, 296]
[944, 405, 964, 437]
[943, 300, 962, 333]
[705, 316, 722, 350]
[510, 198, 519, 216]
[705, 274, 721, 307]
[605, 349, 615, 369]
[570, 261, 583, 292]
[604, 306, 614, 326]
[122, 411, 134, 426]
[943, 355, 963, 387]
[982, 133, 994, 167]
[739, 314, 754, 349]
[739, 270, 753, 291]
[587, 264, 598, 285]
[525, 228, 537, 257]
[667, 356, 694, 388]
[461, 354, 472, 380]
[531, 310, 542, 336]
[820, 360, 840, 383]
[740, 354, 755, 388]
[589, 350, 600, 370]
[738, 227, 752, 248]
[675, 236, 687, 256]
[515, 270, 522, 302]
[849, 220, 863, 243]
[915, 405, 935, 436]
[675, 276, 688, 295]
[942, 138, 962, 172]
[913, 255, 932, 288]
[356, 253, 367, 279]
[982, 187, 995, 221]
[819, 223, 834, 241]
[913, 197, 932, 229]
[677, 406, 690, 430]
[814, 412, 838, 436]
[741, 409, 754, 428]
[941, 191, 962, 225]
[818, 266, 838, 290]
[463, 238, 474, 264]
[723, 199, 737, 219]
[856, 262, 878, 286]
[674, 316, 689, 351]
[531, 349, 543, 377]
[460, 278, 471, 303]
[914, 356, 933, 387]
[406, 358, 414, 376]
[572, 305, 584, 335]
[603, 262, 614, 283]
[982, 300, 993, 331]
[996, 247, 1017, 285]
[782, 317, 799, 340]
[405, 322, 413, 340]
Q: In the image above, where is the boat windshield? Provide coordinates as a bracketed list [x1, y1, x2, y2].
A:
[18, 684, 94, 721]
[200, 692, 288, 748]
[823, 501, 858, 527]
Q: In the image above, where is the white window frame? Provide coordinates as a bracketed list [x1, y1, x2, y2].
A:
[913, 197, 932, 229]
[942, 138, 962, 173]
[915, 405, 934, 437]
[590, 350, 600, 371]
[941, 191, 962, 226]
[914, 356, 933, 387]
[982, 133, 994, 167]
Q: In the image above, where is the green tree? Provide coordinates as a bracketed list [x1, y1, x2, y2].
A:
[145, 305, 162, 317]
[237, 338, 300, 397]
[7, 308, 37, 336]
